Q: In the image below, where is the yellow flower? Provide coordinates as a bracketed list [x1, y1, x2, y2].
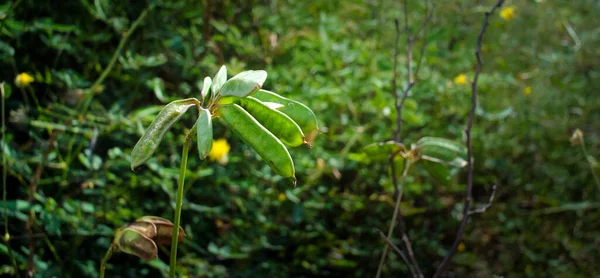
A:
[454, 74, 468, 85]
[457, 242, 466, 252]
[500, 7, 516, 21]
[15, 73, 34, 88]
[524, 87, 532, 95]
[208, 138, 230, 165]
[278, 193, 286, 201]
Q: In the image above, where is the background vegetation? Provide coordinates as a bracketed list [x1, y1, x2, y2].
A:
[1, 0, 599, 277]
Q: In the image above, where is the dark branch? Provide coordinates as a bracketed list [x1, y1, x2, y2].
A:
[432, 1, 505, 277]
[378, 231, 415, 277]
[469, 183, 497, 215]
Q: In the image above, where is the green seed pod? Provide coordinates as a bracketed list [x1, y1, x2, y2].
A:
[252, 90, 319, 144]
[135, 216, 186, 245]
[238, 96, 305, 147]
[130, 98, 200, 170]
[219, 70, 267, 98]
[218, 104, 295, 181]
[196, 108, 213, 159]
[416, 137, 467, 167]
[363, 141, 406, 162]
[114, 228, 158, 261]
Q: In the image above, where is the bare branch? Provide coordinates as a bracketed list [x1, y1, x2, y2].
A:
[402, 232, 423, 278]
[432, 1, 505, 277]
[378, 231, 416, 277]
[469, 184, 497, 215]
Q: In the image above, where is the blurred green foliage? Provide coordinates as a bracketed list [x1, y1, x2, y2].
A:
[1, 0, 599, 277]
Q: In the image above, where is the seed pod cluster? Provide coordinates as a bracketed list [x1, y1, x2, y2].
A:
[113, 216, 186, 261]
[130, 65, 318, 184]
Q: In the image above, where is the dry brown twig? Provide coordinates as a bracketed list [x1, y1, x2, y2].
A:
[432, 1, 505, 277]
[376, 1, 433, 277]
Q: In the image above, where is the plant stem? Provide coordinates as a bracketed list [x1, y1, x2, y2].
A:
[375, 160, 412, 278]
[99, 244, 115, 278]
[580, 137, 600, 191]
[79, 3, 155, 114]
[2, 83, 21, 278]
[169, 133, 193, 278]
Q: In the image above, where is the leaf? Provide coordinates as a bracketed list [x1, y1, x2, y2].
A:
[422, 160, 452, 184]
[196, 108, 213, 159]
[417, 137, 467, 167]
[115, 228, 158, 261]
[252, 90, 319, 143]
[200, 76, 212, 105]
[218, 104, 295, 182]
[130, 98, 199, 170]
[219, 70, 267, 98]
[212, 65, 227, 96]
[146, 77, 168, 103]
[238, 96, 305, 147]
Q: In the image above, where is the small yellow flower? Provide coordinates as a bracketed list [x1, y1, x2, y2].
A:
[524, 87, 532, 95]
[278, 193, 286, 201]
[457, 242, 466, 252]
[208, 138, 230, 165]
[500, 7, 516, 21]
[15, 73, 34, 88]
[454, 74, 468, 85]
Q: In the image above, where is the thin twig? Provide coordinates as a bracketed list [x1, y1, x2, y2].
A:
[378, 231, 415, 277]
[401, 232, 423, 278]
[469, 184, 497, 215]
[26, 130, 60, 277]
[375, 161, 412, 278]
[432, 1, 505, 277]
[378, 1, 434, 277]
[2, 83, 21, 278]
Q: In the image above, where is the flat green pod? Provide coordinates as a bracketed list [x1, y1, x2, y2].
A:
[363, 141, 406, 162]
[238, 96, 305, 147]
[252, 90, 319, 144]
[416, 137, 467, 167]
[218, 104, 295, 182]
[130, 98, 199, 170]
[196, 108, 213, 159]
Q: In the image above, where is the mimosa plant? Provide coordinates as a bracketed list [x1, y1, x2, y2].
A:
[100, 66, 318, 277]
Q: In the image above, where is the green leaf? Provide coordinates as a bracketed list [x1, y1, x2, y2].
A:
[219, 70, 267, 98]
[238, 96, 305, 147]
[422, 160, 452, 184]
[252, 90, 319, 144]
[196, 108, 213, 159]
[200, 76, 212, 105]
[130, 98, 199, 170]
[115, 228, 158, 261]
[417, 137, 467, 167]
[218, 104, 295, 182]
[212, 65, 227, 96]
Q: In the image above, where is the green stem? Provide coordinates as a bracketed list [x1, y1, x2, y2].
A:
[80, 3, 155, 114]
[580, 138, 600, 191]
[169, 131, 194, 278]
[2, 83, 20, 278]
[375, 160, 412, 278]
[99, 244, 115, 278]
